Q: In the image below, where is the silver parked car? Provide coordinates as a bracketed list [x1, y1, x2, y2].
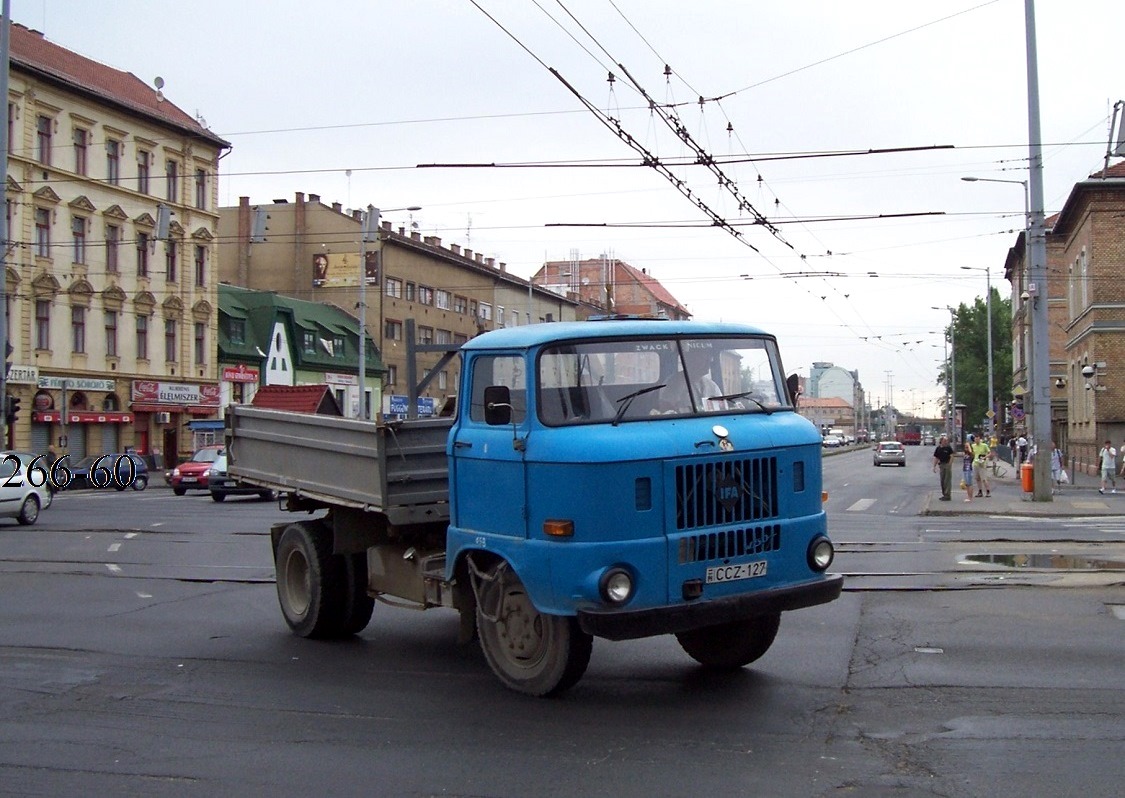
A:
[0, 450, 53, 524]
[873, 441, 906, 467]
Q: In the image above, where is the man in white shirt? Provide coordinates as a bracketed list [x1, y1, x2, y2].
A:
[1099, 440, 1117, 494]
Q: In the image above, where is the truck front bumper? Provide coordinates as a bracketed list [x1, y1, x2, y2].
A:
[576, 573, 843, 641]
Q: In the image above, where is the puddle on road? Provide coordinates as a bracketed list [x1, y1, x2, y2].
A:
[962, 553, 1125, 570]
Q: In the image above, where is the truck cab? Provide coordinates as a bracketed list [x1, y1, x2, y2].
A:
[446, 319, 840, 694]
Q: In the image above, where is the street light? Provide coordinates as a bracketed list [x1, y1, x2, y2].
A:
[961, 176, 1030, 231]
[357, 204, 421, 420]
[961, 265, 994, 442]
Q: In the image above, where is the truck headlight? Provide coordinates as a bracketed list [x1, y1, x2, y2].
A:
[807, 536, 834, 571]
[599, 567, 634, 605]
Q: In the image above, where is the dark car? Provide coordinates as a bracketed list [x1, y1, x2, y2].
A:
[67, 453, 149, 490]
[168, 444, 224, 495]
[206, 452, 276, 502]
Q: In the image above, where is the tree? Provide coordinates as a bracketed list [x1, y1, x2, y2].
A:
[937, 289, 1012, 438]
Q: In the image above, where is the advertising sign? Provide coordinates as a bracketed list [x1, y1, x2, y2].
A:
[312, 251, 378, 288]
[132, 380, 221, 406]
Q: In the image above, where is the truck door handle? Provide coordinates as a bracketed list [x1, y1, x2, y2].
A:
[454, 441, 473, 449]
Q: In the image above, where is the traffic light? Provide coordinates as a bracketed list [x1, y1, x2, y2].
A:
[5, 395, 20, 426]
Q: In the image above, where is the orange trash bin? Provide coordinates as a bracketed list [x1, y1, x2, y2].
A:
[1020, 462, 1034, 492]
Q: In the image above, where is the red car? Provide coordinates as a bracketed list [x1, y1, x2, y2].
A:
[168, 444, 225, 495]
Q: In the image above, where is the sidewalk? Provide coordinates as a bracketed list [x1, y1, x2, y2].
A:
[921, 460, 1125, 517]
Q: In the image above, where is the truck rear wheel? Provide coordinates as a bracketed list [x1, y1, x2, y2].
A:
[275, 521, 353, 639]
[338, 552, 374, 635]
[675, 612, 781, 669]
[474, 561, 592, 697]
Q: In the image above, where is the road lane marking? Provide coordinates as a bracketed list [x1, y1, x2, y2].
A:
[846, 498, 876, 512]
[105, 563, 121, 574]
[107, 543, 121, 552]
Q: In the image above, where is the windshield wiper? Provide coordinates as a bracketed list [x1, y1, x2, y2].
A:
[710, 391, 775, 414]
[613, 384, 666, 426]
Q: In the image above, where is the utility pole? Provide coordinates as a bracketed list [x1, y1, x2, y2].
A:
[1024, 0, 1052, 501]
[0, 1, 11, 446]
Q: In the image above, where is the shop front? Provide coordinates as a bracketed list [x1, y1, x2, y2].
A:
[131, 380, 222, 467]
[30, 376, 131, 461]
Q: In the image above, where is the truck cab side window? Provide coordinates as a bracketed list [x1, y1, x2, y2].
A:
[469, 355, 527, 423]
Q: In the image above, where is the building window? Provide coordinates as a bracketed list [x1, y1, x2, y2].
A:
[194, 168, 207, 209]
[469, 300, 478, 318]
[71, 306, 86, 353]
[436, 289, 452, 310]
[106, 140, 120, 185]
[418, 286, 434, 305]
[106, 224, 120, 273]
[385, 277, 402, 299]
[136, 231, 149, 277]
[386, 364, 398, 388]
[105, 310, 118, 357]
[71, 216, 86, 264]
[6, 103, 13, 154]
[136, 314, 149, 360]
[229, 318, 246, 345]
[164, 318, 177, 361]
[332, 334, 345, 357]
[302, 330, 315, 353]
[438, 370, 448, 391]
[34, 208, 51, 258]
[479, 302, 492, 321]
[35, 300, 50, 349]
[194, 244, 206, 286]
[165, 242, 178, 282]
[454, 295, 468, 314]
[36, 115, 52, 165]
[194, 322, 206, 364]
[165, 159, 179, 201]
[418, 325, 434, 345]
[435, 328, 452, 345]
[405, 282, 416, 301]
[73, 128, 88, 175]
[385, 319, 402, 341]
[137, 151, 150, 194]
[497, 306, 505, 326]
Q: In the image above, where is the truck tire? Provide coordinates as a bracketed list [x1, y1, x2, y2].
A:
[338, 552, 374, 636]
[675, 612, 781, 670]
[474, 561, 592, 697]
[275, 521, 349, 639]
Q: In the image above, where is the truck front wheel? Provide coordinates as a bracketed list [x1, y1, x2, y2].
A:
[275, 521, 355, 639]
[473, 560, 592, 697]
[675, 612, 781, 670]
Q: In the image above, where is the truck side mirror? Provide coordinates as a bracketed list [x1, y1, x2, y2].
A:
[786, 373, 800, 405]
[483, 385, 512, 426]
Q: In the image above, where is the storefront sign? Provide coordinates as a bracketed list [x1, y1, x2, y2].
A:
[33, 410, 133, 423]
[132, 380, 221, 406]
[38, 376, 116, 391]
[325, 372, 358, 386]
[222, 364, 260, 383]
[7, 364, 38, 384]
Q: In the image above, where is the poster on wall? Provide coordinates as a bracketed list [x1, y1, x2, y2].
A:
[312, 251, 379, 288]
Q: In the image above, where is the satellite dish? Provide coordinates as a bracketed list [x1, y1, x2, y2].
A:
[154, 76, 164, 89]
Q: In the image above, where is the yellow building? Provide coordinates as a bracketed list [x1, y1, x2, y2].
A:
[4, 24, 230, 464]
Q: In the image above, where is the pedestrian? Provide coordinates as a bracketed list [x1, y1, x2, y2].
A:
[970, 433, 992, 498]
[961, 438, 975, 502]
[1050, 442, 1064, 493]
[1098, 439, 1117, 494]
[932, 434, 954, 501]
[1016, 433, 1028, 464]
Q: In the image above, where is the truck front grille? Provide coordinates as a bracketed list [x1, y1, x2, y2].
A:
[675, 456, 778, 530]
[677, 524, 782, 564]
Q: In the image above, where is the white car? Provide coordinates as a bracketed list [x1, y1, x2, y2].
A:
[0, 450, 53, 525]
[822, 435, 844, 448]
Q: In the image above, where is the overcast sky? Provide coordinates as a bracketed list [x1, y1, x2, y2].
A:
[15, 0, 1123, 415]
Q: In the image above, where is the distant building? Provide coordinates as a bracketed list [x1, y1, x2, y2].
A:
[808, 362, 867, 436]
[798, 396, 855, 437]
[533, 255, 691, 319]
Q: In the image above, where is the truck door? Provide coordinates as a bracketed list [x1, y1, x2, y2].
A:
[450, 353, 529, 538]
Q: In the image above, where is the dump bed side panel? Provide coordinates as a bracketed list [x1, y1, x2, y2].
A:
[226, 405, 452, 516]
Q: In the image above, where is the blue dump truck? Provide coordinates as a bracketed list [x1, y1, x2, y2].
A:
[227, 319, 841, 696]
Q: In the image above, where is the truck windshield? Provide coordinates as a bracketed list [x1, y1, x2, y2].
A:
[537, 336, 789, 426]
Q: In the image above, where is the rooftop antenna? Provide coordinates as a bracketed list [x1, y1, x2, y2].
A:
[465, 213, 472, 245]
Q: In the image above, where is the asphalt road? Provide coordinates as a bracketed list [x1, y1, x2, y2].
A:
[0, 472, 1121, 797]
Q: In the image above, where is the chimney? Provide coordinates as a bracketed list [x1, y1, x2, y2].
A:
[451, 244, 461, 255]
[381, 220, 391, 231]
[410, 231, 421, 240]
[499, 262, 507, 272]
[485, 257, 495, 268]
[332, 202, 342, 213]
[464, 249, 473, 260]
[295, 192, 304, 205]
[475, 253, 484, 263]
[352, 209, 363, 221]
[309, 193, 320, 203]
